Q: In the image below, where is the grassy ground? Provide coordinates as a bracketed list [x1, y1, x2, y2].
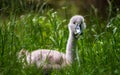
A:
[0, 4, 120, 75]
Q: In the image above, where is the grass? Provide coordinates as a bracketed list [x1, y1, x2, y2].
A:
[0, 2, 120, 75]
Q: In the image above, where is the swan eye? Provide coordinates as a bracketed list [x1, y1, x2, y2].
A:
[73, 22, 76, 24]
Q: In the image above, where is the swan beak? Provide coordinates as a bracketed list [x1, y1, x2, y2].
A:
[75, 24, 82, 35]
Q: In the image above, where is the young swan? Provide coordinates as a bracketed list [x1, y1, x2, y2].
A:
[18, 15, 86, 70]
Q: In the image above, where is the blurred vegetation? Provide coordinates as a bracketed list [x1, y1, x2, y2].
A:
[0, 0, 120, 75]
[0, 0, 120, 18]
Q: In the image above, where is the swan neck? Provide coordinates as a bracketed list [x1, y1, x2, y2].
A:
[66, 31, 77, 63]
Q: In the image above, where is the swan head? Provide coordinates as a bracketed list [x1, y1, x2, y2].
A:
[68, 15, 86, 38]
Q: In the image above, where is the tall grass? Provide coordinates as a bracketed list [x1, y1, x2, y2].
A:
[0, 1, 120, 75]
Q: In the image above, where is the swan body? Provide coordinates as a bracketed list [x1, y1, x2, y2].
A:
[19, 49, 67, 69]
[18, 15, 86, 70]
